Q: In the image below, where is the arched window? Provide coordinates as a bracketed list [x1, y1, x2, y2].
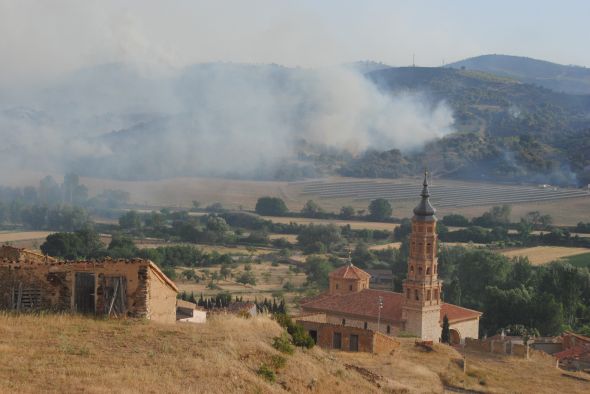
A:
[364, 322, 368, 330]
[426, 267, 431, 275]
[349, 284, 353, 291]
[410, 265, 414, 273]
[386, 325, 391, 334]
[342, 319, 346, 326]
[414, 289, 419, 301]
[418, 267, 423, 275]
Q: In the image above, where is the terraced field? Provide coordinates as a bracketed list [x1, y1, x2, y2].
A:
[301, 180, 589, 208]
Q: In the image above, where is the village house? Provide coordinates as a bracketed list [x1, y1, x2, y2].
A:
[298, 174, 481, 350]
[0, 247, 178, 324]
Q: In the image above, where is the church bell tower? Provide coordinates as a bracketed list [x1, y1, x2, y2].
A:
[402, 172, 443, 340]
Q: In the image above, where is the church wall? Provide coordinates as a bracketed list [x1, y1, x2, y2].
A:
[325, 313, 400, 336]
[450, 318, 480, 342]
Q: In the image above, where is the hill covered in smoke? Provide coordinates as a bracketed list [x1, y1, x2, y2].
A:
[1, 61, 589, 185]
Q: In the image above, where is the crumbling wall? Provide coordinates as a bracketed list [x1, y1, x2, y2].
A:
[147, 265, 177, 324]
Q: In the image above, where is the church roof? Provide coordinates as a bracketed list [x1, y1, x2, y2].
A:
[413, 171, 436, 221]
[300, 289, 481, 324]
[328, 264, 371, 280]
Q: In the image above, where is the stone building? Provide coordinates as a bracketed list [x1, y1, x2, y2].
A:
[0, 255, 178, 324]
[299, 174, 481, 345]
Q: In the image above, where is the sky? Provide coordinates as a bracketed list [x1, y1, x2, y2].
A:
[0, 0, 589, 86]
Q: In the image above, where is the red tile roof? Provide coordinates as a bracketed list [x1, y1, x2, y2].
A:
[441, 303, 482, 323]
[300, 289, 481, 324]
[329, 264, 371, 280]
[554, 344, 590, 361]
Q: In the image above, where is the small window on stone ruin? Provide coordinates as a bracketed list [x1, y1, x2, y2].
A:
[364, 322, 368, 329]
[342, 319, 346, 326]
[387, 325, 391, 334]
[415, 289, 419, 301]
[427, 290, 431, 301]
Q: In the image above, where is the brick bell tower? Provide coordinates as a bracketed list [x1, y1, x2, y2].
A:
[402, 172, 443, 340]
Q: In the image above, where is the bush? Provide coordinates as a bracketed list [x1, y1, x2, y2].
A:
[255, 197, 288, 216]
[257, 364, 276, 383]
[274, 313, 315, 349]
[272, 334, 295, 355]
[269, 354, 287, 370]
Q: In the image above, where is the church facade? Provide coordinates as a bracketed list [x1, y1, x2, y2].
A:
[298, 174, 481, 346]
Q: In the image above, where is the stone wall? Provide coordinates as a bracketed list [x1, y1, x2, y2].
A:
[0, 259, 176, 323]
[324, 313, 400, 336]
[465, 337, 529, 359]
[147, 264, 177, 324]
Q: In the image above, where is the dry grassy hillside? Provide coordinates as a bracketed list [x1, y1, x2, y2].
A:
[1, 313, 589, 393]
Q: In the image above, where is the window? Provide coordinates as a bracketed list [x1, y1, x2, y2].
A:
[336, 283, 339, 289]
[333, 332, 342, 349]
[364, 322, 368, 330]
[349, 334, 359, 352]
[434, 289, 439, 300]
[342, 319, 346, 326]
[410, 265, 414, 273]
[418, 267, 423, 274]
[386, 325, 391, 334]
[427, 290, 431, 301]
[426, 267, 431, 275]
[349, 284, 353, 291]
[414, 289, 419, 301]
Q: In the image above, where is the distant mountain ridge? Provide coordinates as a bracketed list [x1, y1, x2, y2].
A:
[446, 54, 590, 95]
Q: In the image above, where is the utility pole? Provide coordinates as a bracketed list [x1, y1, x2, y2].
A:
[377, 296, 383, 333]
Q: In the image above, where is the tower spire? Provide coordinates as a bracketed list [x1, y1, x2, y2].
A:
[413, 170, 436, 218]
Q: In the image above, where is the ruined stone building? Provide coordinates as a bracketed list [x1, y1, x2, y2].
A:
[0, 247, 178, 324]
[298, 174, 481, 349]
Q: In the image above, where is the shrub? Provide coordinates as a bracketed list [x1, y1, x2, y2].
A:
[269, 354, 287, 370]
[272, 334, 294, 355]
[257, 364, 276, 383]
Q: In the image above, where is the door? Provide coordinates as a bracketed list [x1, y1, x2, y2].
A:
[350, 334, 359, 352]
[309, 330, 317, 344]
[75, 273, 95, 313]
[333, 332, 342, 349]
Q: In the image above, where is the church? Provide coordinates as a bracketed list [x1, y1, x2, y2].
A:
[298, 174, 481, 347]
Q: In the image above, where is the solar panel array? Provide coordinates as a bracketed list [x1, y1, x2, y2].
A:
[300, 180, 589, 208]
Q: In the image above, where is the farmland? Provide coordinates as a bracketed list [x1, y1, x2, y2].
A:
[0, 231, 53, 249]
[500, 246, 590, 265]
[261, 216, 398, 231]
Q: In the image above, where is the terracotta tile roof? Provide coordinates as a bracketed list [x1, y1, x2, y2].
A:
[300, 289, 481, 324]
[301, 289, 404, 323]
[441, 303, 482, 323]
[329, 264, 371, 280]
[554, 344, 590, 361]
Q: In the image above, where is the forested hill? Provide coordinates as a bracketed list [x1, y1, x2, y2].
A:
[446, 54, 590, 95]
[340, 66, 590, 185]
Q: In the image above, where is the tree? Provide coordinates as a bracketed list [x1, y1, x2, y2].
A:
[339, 206, 355, 220]
[255, 197, 288, 216]
[301, 200, 323, 218]
[368, 199, 392, 221]
[304, 256, 333, 288]
[297, 224, 342, 253]
[441, 315, 450, 344]
[107, 233, 139, 258]
[119, 210, 142, 231]
[442, 214, 469, 227]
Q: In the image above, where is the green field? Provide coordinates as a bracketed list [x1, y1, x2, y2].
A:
[561, 252, 590, 268]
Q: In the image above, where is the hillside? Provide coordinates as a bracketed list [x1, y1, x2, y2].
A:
[1, 313, 589, 393]
[447, 54, 590, 95]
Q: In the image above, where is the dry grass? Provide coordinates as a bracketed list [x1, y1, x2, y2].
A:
[0, 313, 376, 394]
[1, 313, 588, 393]
[0, 231, 53, 243]
[368, 242, 401, 251]
[500, 246, 590, 265]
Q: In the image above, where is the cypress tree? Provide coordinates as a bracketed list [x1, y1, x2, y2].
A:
[441, 314, 451, 344]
